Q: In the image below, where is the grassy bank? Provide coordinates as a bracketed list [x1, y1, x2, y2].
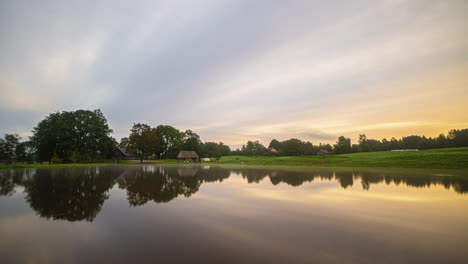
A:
[1, 147, 467, 170]
[217, 147, 468, 169]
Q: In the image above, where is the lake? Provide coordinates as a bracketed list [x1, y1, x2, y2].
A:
[1, 165, 467, 263]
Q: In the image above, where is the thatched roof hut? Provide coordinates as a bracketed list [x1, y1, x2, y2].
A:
[177, 151, 199, 161]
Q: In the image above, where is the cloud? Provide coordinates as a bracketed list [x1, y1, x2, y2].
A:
[0, 0, 467, 146]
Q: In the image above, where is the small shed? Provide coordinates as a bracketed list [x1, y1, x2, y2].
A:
[317, 149, 332, 156]
[177, 151, 199, 162]
[114, 148, 136, 160]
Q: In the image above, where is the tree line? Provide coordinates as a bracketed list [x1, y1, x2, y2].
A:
[119, 123, 231, 163]
[0, 109, 231, 164]
[0, 108, 467, 163]
[232, 129, 468, 156]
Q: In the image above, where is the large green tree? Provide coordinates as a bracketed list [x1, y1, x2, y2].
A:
[31, 109, 115, 163]
[181, 129, 202, 154]
[127, 123, 160, 163]
[155, 125, 183, 159]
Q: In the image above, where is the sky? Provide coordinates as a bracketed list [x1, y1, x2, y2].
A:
[0, 0, 467, 149]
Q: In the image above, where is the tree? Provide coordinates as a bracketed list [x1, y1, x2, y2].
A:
[30, 109, 114, 163]
[118, 137, 130, 148]
[155, 125, 183, 159]
[317, 143, 333, 152]
[358, 134, 369, 152]
[0, 134, 21, 163]
[448, 129, 468, 147]
[181, 130, 202, 154]
[241, 141, 266, 156]
[219, 142, 231, 156]
[202, 142, 221, 158]
[268, 139, 282, 151]
[15, 141, 35, 163]
[303, 141, 315, 155]
[281, 138, 305, 156]
[334, 136, 352, 154]
[127, 123, 160, 163]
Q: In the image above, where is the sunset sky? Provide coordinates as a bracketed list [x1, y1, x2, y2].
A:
[1, 0, 467, 148]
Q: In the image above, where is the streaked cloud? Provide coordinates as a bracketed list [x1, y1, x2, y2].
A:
[0, 0, 467, 147]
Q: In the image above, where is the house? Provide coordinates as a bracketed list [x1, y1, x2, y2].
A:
[177, 151, 199, 162]
[267, 147, 278, 153]
[317, 149, 332, 156]
[114, 148, 136, 160]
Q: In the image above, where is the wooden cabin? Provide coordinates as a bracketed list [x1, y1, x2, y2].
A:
[114, 148, 136, 160]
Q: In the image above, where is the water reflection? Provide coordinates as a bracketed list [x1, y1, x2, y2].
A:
[0, 165, 467, 222]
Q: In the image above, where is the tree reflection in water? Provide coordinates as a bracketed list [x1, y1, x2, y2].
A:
[233, 167, 468, 194]
[0, 166, 466, 222]
[23, 167, 117, 222]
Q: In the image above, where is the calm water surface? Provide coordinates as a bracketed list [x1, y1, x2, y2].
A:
[0, 165, 467, 264]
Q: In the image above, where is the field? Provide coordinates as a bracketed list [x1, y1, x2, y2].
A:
[1, 147, 467, 170]
[217, 147, 468, 169]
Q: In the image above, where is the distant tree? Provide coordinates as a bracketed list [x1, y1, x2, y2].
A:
[155, 125, 183, 159]
[281, 138, 305, 156]
[0, 138, 6, 161]
[0, 134, 21, 163]
[268, 139, 282, 151]
[127, 123, 160, 163]
[303, 141, 315, 155]
[119, 137, 130, 148]
[181, 130, 203, 154]
[334, 136, 352, 154]
[401, 135, 422, 149]
[448, 129, 468, 147]
[15, 141, 33, 163]
[436, 134, 447, 148]
[358, 134, 369, 152]
[202, 142, 222, 158]
[241, 140, 266, 156]
[317, 143, 333, 153]
[367, 139, 382, 152]
[389, 137, 400, 150]
[219, 142, 231, 156]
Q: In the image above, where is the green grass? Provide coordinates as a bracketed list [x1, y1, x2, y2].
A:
[216, 147, 468, 169]
[1, 147, 467, 170]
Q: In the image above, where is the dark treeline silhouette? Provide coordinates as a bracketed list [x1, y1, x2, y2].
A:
[1, 109, 467, 164]
[232, 129, 468, 156]
[0, 109, 232, 164]
[1, 166, 466, 222]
